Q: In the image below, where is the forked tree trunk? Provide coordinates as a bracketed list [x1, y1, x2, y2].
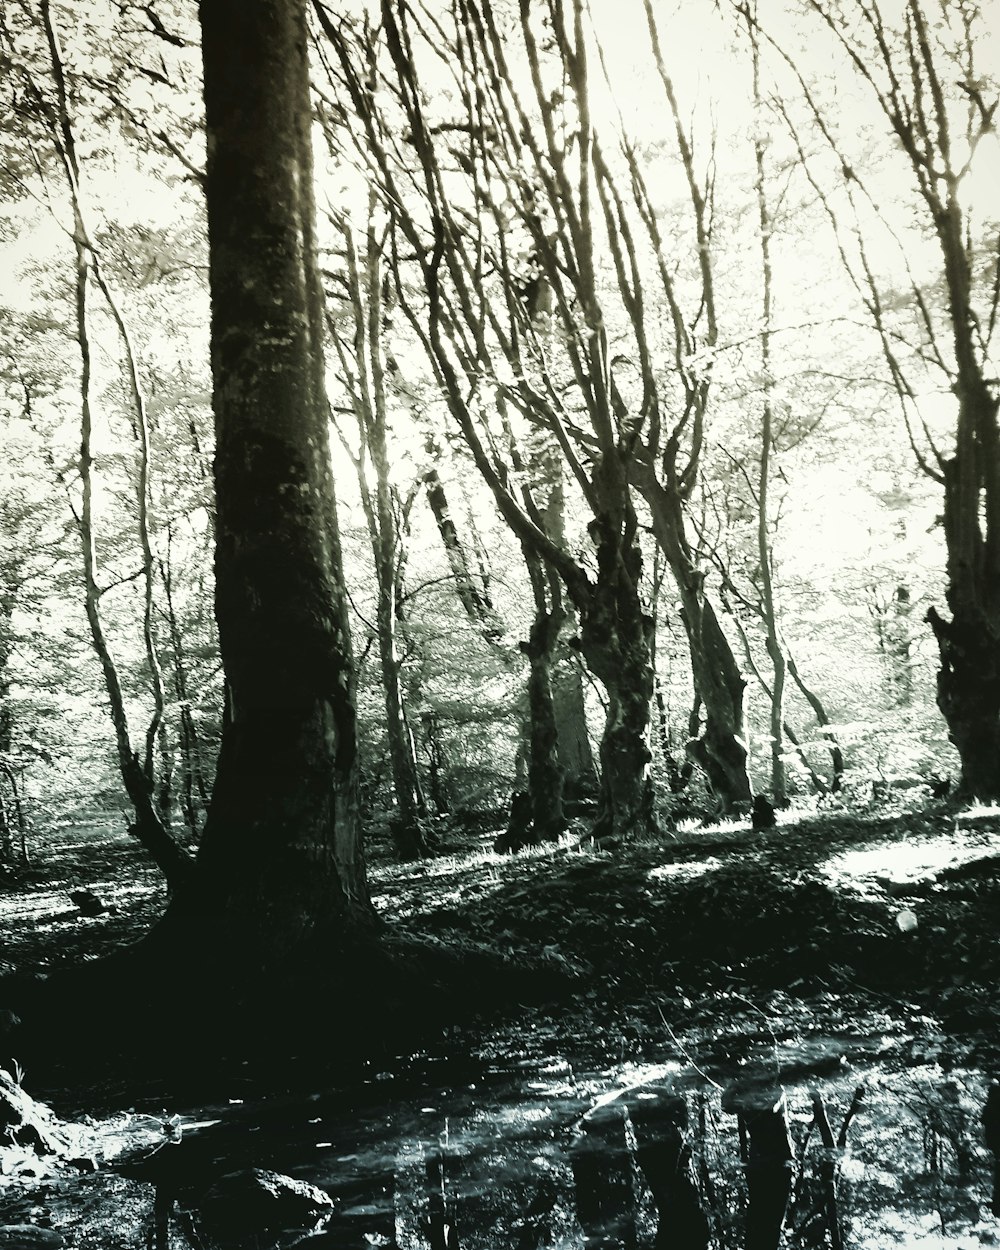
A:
[186, 0, 374, 962]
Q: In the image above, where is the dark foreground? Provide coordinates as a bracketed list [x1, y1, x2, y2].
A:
[1, 800, 999, 1247]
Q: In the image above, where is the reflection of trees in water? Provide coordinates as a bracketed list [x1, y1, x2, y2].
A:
[384, 1078, 987, 1250]
[133, 1067, 991, 1247]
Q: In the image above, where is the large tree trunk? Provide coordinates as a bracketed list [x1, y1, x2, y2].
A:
[925, 204, 1000, 801]
[185, 0, 374, 963]
[928, 594, 1000, 802]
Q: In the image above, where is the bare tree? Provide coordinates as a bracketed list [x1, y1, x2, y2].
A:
[316, 0, 660, 837]
[754, 0, 1000, 798]
[1, 0, 193, 886]
[326, 206, 432, 856]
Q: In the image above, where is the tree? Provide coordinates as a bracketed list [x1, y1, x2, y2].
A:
[180, 0, 376, 966]
[698, 5, 845, 800]
[331, 0, 754, 811]
[319, 1, 668, 838]
[0, 0, 196, 887]
[326, 207, 431, 857]
[757, 0, 1000, 799]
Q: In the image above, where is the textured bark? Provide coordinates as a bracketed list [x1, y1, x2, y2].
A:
[928, 602, 1000, 800]
[927, 271, 1000, 798]
[522, 562, 567, 843]
[499, 553, 567, 851]
[189, 0, 373, 960]
[577, 498, 655, 841]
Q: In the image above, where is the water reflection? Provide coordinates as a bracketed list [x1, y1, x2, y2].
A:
[144, 1056, 995, 1249]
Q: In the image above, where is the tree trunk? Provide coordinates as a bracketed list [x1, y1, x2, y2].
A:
[424, 455, 504, 644]
[577, 504, 655, 842]
[329, 219, 430, 856]
[377, 589, 430, 857]
[653, 683, 696, 795]
[520, 556, 567, 844]
[750, 22, 788, 804]
[644, 484, 750, 809]
[926, 320, 1000, 800]
[532, 432, 598, 804]
[186, 0, 374, 962]
[786, 651, 844, 791]
[928, 601, 1000, 801]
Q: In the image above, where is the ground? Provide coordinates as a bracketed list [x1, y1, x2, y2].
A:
[3, 798, 1000, 1067]
[2, 797, 1000, 1247]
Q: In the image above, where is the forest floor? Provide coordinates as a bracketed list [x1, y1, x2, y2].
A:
[2, 797, 1000, 1071]
[2, 798, 1000, 1247]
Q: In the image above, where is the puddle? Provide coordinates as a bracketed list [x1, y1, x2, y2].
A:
[59, 1042, 994, 1249]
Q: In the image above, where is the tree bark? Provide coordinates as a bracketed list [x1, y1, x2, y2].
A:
[187, 0, 374, 962]
[519, 550, 567, 844]
[927, 222, 1000, 798]
[577, 491, 656, 841]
